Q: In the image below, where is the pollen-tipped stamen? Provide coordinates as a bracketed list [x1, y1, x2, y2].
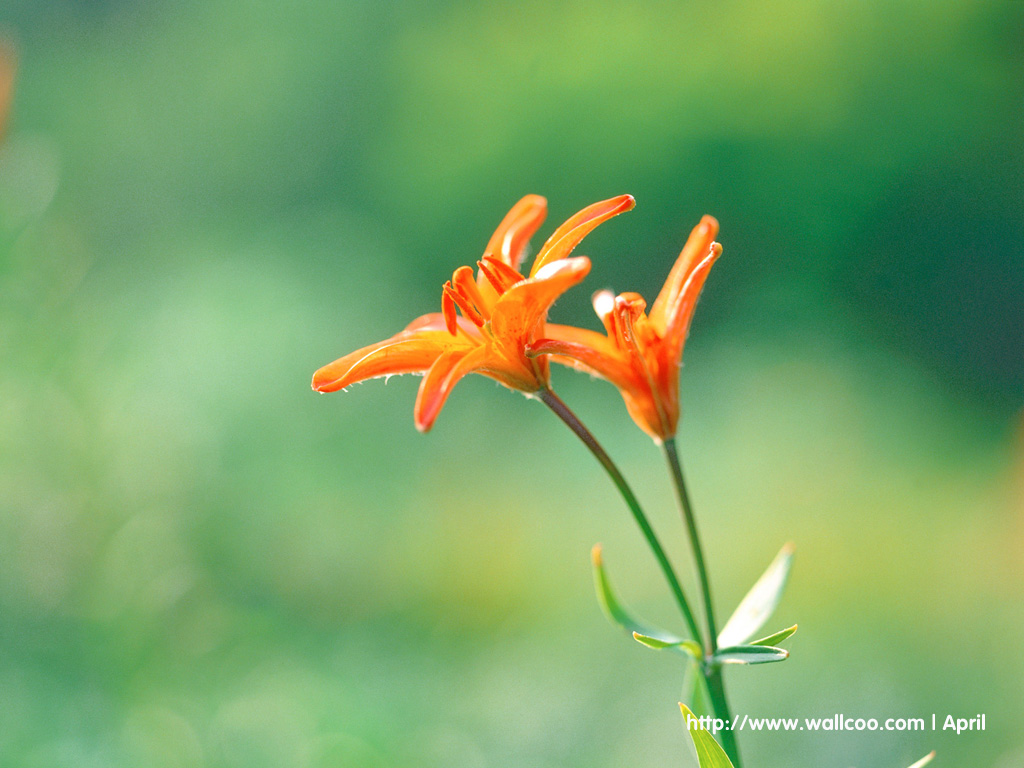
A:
[442, 287, 459, 334]
[443, 281, 486, 329]
[452, 265, 490, 317]
[477, 256, 524, 295]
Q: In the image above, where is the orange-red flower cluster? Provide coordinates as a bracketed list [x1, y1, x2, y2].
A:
[313, 196, 721, 440]
[312, 194, 634, 431]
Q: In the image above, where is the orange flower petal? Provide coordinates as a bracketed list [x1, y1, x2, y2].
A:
[312, 331, 466, 392]
[404, 313, 447, 331]
[482, 194, 547, 271]
[529, 195, 635, 277]
[659, 243, 722, 367]
[490, 257, 591, 348]
[534, 321, 647, 405]
[406, 312, 485, 341]
[649, 215, 718, 334]
[531, 328, 670, 441]
[413, 346, 487, 431]
[534, 322, 623, 368]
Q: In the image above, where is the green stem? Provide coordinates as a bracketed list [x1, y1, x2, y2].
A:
[663, 437, 741, 768]
[704, 666, 740, 767]
[538, 388, 701, 644]
[662, 438, 718, 652]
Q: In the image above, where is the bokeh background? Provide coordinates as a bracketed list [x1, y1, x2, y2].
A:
[1, 1, 1022, 766]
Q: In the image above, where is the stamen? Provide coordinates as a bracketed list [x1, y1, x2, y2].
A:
[476, 261, 503, 294]
[452, 265, 490, 319]
[477, 256, 524, 294]
[442, 285, 459, 334]
[443, 281, 485, 328]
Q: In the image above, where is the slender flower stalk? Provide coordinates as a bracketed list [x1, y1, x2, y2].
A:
[664, 437, 740, 768]
[538, 388, 702, 644]
[663, 438, 718, 651]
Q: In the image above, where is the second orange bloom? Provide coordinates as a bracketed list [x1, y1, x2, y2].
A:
[531, 216, 722, 441]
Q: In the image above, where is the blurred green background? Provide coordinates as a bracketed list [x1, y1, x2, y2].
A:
[1, 1, 1022, 766]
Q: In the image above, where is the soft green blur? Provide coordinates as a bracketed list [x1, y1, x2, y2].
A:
[1, 1, 1021, 766]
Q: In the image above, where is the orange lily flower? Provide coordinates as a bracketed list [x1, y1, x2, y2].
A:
[312, 194, 635, 431]
[529, 215, 722, 442]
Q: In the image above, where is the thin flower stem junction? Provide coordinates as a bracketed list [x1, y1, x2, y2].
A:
[538, 388, 702, 646]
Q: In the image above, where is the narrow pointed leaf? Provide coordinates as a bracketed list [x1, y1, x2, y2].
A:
[714, 644, 789, 665]
[907, 752, 936, 768]
[632, 631, 702, 659]
[750, 624, 798, 647]
[717, 542, 794, 648]
[679, 702, 735, 768]
[591, 545, 687, 643]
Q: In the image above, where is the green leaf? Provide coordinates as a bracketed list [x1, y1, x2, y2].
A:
[717, 543, 794, 648]
[714, 644, 789, 665]
[749, 624, 798, 647]
[632, 631, 702, 659]
[591, 544, 687, 644]
[679, 702, 735, 768]
[907, 752, 936, 768]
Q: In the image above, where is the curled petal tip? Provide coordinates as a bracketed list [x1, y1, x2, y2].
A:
[532, 254, 591, 281]
[311, 366, 338, 392]
[613, 194, 636, 211]
[312, 364, 353, 393]
[413, 403, 441, 434]
[615, 292, 646, 314]
[529, 195, 634, 276]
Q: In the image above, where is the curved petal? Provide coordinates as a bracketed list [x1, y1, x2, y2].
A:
[477, 198, 544, 308]
[406, 312, 486, 343]
[490, 257, 591, 348]
[405, 312, 448, 332]
[483, 194, 547, 271]
[537, 323, 623, 366]
[620, 388, 672, 441]
[649, 215, 718, 334]
[529, 195, 634, 277]
[528, 335, 636, 394]
[312, 330, 467, 392]
[531, 331, 667, 439]
[659, 243, 722, 368]
[413, 346, 488, 432]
